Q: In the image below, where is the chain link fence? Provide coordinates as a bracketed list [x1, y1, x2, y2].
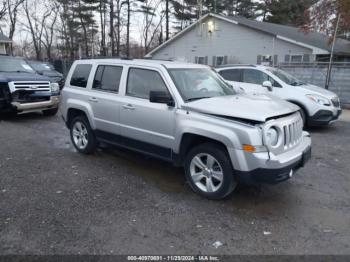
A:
[278, 62, 350, 108]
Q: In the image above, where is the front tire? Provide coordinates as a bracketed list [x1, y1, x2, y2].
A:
[70, 115, 97, 154]
[184, 143, 237, 200]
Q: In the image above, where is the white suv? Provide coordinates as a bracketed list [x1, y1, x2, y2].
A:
[60, 59, 311, 199]
[216, 65, 342, 126]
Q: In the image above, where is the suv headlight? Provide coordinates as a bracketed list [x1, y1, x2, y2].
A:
[50, 82, 60, 93]
[306, 94, 331, 106]
[266, 127, 279, 147]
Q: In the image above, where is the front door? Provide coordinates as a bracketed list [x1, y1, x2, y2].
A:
[119, 67, 176, 159]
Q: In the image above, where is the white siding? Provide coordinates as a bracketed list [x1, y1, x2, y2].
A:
[151, 17, 312, 65]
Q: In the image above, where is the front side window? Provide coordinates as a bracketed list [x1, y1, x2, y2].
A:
[127, 68, 168, 99]
[168, 68, 235, 102]
[242, 69, 269, 85]
[70, 64, 92, 88]
[219, 69, 241, 82]
[267, 68, 304, 86]
[93, 65, 122, 92]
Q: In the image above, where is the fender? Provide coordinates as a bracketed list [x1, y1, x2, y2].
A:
[66, 98, 96, 129]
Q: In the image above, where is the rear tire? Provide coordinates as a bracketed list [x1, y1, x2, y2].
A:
[184, 143, 237, 200]
[43, 108, 59, 116]
[70, 115, 97, 154]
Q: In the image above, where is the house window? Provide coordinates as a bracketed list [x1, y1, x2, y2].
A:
[291, 55, 303, 63]
[196, 56, 207, 65]
[216, 56, 224, 66]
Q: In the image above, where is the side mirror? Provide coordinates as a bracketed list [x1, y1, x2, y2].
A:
[262, 81, 273, 92]
[149, 91, 175, 107]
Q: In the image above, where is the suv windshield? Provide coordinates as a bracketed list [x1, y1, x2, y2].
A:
[168, 68, 235, 102]
[29, 62, 54, 72]
[0, 57, 35, 73]
[267, 68, 304, 86]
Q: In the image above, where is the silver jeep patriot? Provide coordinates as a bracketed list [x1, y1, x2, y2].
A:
[60, 59, 312, 199]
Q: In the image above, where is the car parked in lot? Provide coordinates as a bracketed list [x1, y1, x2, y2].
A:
[216, 65, 342, 126]
[27, 60, 65, 89]
[0, 56, 60, 116]
[60, 59, 311, 199]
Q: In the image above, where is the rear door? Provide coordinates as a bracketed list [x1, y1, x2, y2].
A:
[119, 66, 176, 159]
[88, 64, 124, 136]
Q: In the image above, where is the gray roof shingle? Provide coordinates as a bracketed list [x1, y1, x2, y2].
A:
[224, 15, 350, 55]
[0, 33, 12, 43]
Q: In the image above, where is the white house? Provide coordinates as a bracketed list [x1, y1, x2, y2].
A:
[0, 33, 11, 55]
[146, 13, 350, 66]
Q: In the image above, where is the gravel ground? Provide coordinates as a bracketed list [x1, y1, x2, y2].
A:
[0, 113, 349, 255]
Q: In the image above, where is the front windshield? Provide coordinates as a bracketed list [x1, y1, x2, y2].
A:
[168, 68, 235, 102]
[0, 57, 35, 73]
[30, 62, 54, 72]
[267, 68, 304, 86]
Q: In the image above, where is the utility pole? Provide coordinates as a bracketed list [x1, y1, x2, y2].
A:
[198, 0, 203, 18]
[126, 0, 130, 57]
[325, 13, 341, 90]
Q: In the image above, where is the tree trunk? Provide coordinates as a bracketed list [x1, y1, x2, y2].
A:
[165, 0, 169, 41]
[110, 0, 115, 56]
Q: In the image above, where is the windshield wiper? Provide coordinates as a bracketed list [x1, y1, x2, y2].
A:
[186, 96, 212, 102]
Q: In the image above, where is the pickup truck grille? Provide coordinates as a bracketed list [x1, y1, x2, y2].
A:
[12, 81, 51, 92]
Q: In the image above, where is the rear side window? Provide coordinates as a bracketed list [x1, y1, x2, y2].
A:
[219, 69, 241, 82]
[126, 68, 168, 99]
[70, 64, 92, 88]
[93, 65, 123, 93]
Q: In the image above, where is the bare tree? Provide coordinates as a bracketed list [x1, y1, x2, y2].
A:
[42, 2, 59, 60]
[5, 0, 24, 53]
[0, 1, 7, 22]
[99, 0, 107, 56]
[23, 0, 52, 60]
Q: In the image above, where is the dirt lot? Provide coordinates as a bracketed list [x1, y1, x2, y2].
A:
[0, 113, 349, 255]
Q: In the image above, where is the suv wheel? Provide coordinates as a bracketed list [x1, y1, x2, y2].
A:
[184, 143, 237, 200]
[70, 116, 97, 154]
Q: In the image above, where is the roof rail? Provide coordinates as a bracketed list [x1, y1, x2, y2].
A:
[215, 64, 256, 68]
[81, 56, 133, 60]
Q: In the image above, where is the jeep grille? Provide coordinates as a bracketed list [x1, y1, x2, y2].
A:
[263, 112, 303, 155]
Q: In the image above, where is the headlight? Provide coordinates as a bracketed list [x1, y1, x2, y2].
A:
[266, 127, 279, 147]
[306, 94, 331, 106]
[50, 82, 60, 93]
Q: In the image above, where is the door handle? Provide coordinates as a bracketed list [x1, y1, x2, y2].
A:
[122, 104, 135, 110]
[89, 97, 98, 103]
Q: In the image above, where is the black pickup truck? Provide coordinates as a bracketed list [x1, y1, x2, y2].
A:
[0, 56, 60, 118]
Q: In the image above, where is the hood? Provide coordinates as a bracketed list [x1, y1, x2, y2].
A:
[298, 84, 337, 99]
[0, 72, 51, 83]
[39, 70, 63, 78]
[182, 94, 299, 122]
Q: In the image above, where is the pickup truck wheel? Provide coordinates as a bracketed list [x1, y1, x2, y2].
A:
[185, 143, 237, 200]
[70, 116, 97, 154]
[43, 108, 59, 116]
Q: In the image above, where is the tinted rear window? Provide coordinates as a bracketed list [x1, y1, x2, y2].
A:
[219, 69, 241, 82]
[93, 65, 122, 92]
[70, 64, 92, 88]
